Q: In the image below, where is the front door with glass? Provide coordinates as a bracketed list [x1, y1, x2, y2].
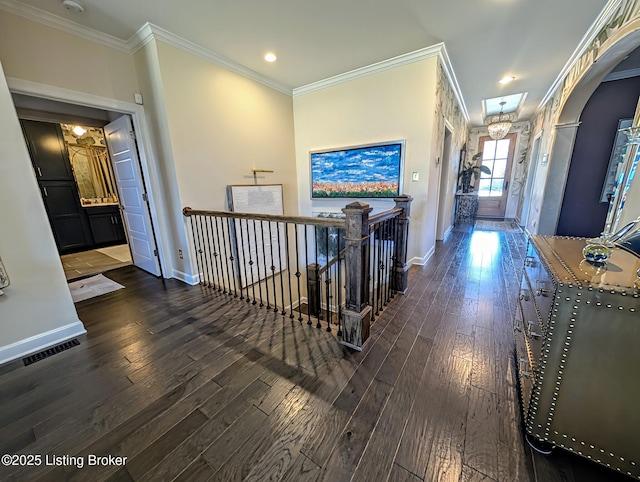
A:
[476, 133, 516, 218]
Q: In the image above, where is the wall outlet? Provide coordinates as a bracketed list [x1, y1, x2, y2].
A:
[412, 172, 419, 182]
[178, 249, 183, 259]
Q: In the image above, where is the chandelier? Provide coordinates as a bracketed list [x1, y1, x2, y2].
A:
[487, 101, 515, 140]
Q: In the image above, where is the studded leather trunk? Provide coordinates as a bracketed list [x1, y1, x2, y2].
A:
[515, 235, 640, 478]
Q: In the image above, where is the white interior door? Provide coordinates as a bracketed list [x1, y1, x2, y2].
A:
[104, 115, 161, 276]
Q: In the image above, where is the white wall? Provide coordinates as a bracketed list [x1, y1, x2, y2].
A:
[0, 11, 139, 103]
[293, 57, 438, 263]
[156, 41, 297, 214]
[0, 59, 85, 364]
[133, 40, 298, 281]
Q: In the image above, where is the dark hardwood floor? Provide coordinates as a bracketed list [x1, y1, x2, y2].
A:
[0, 222, 634, 481]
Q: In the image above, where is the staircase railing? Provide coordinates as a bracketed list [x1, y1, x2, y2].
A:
[183, 194, 411, 350]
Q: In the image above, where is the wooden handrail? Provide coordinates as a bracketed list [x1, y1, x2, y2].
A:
[368, 207, 402, 225]
[183, 207, 346, 228]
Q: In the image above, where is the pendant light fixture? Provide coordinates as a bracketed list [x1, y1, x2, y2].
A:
[487, 101, 515, 140]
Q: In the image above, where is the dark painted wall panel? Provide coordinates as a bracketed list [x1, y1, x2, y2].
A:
[557, 76, 640, 237]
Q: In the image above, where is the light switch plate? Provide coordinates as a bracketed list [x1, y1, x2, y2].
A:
[412, 172, 419, 182]
[134, 93, 144, 105]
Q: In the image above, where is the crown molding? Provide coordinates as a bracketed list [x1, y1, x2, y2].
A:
[538, 0, 623, 110]
[0, 3, 291, 95]
[128, 23, 292, 95]
[0, 0, 129, 52]
[293, 44, 445, 97]
[437, 43, 470, 123]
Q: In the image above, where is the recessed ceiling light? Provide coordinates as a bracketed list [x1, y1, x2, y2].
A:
[62, 0, 85, 13]
[499, 76, 516, 85]
[264, 53, 277, 63]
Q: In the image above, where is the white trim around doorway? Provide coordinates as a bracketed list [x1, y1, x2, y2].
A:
[5, 77, 171, 278]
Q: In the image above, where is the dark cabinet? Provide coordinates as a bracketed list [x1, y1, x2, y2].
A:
[40, 182, 93, 252]
[21, 120, 93, 253]
[20, 119, 127, 254]
[86, 206, 126, 246]
[21, 120, 74, 181]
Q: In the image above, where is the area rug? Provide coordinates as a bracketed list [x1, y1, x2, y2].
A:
[96, 245, 132, 263]
[68, 274, 125, 303]
[475, 220, 522, 233]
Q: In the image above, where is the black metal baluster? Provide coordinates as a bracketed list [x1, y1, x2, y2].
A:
[202, 215, 215, 287]
[267, 221, 279, 312]
[383, 219, 390, 306]
[214, 217, 227, 293]
[370, 223, 377, 320]
[337, 244, 343, 337]
[199, 215, 211, 287]
[260, 220, 271, 310]
[390, 216, 397, 299]
[285, 223, 294, 318]
[324, 226, 332, 332]
[237, 219, 250, 302]
[253, 219, 264, 307]
[295, 224, 303, 322]
[224, 218, 238, 297]
[376, 223, 384, 315]
[315, 225, 321, 329]
[387, 218, 394, 303]
[214, 216, 226, 292]
[276, 222, 286, 315]
[305, 225, 312, 325]
[247, 219, 257, 304]
[190, 216, 204, 286]
[205, 217, 219, 289]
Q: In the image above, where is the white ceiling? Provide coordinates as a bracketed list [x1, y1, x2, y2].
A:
[3, 0, 611, 126]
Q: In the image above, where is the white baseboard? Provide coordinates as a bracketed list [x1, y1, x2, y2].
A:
[409, 245, 436, 266]
[0, 320, 87, 365]
[173, 270, 200, 285]
[443, 225, 454, 242]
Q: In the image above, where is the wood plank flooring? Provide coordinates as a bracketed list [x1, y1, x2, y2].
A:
[0, 223, 634, 481]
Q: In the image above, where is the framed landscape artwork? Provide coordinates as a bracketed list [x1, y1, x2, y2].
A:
[310, 140, 404, 198]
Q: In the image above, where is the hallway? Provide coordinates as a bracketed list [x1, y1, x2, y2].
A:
[0, 222, 631, 481]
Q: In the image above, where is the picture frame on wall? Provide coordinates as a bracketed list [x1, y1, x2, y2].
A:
[310, 140, 404, 198]
[601, 118, 633, 203]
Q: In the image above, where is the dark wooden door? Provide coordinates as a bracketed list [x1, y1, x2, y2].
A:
[21, 120, 74, 181]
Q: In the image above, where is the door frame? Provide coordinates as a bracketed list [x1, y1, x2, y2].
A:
[6, 77, 170, 278]
[520, 130, 543, 229]
[435, 124, 454, 241]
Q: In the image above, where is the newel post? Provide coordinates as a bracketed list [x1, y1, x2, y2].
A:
[392, 194, 413, 294]
[340, 201, 373, 350]
[306, 263, 321, 317]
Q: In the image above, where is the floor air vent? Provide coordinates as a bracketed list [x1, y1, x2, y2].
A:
[23, 339, 80, 366]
